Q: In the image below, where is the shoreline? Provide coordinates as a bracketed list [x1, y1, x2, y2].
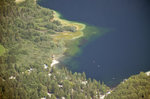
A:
[52, 10, 86, 41]
[15, 0, 25, 3]
[49, 11, 87, 67]
[15, 0, 36, 3]
[146, 71, 150, 76]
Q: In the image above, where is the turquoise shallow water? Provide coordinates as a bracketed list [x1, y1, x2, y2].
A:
[39, 0, 150, 87]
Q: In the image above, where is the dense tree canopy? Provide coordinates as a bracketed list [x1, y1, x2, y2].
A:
[0, 0, 109, 98]
[106, 72, 150, 99]
[0, 0, 149, 99]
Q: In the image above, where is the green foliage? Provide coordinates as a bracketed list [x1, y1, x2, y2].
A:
[0, 44, 5, 56]
[0, 0, 110, 99]
[105, 72, 150, 99]
[3, 0, 149, 99]
[63, 26, 77, 32]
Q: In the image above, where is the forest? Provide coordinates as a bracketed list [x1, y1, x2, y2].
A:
[0, 0, 150, 99]
[106, 72, 150, 99]
[0, 0, 109, 98]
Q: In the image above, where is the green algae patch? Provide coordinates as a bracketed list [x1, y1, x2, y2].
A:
[51, 11, 104, 57]
[50, 10, 110, 71]
[50, 10, 87, 57]
[0, 44, 6, 56]
[65, 25, 109, 57]
[63, 26, 110, 71]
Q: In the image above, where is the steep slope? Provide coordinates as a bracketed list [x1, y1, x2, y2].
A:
[0, 0, 109, 99]
[105, 72, 150, 99]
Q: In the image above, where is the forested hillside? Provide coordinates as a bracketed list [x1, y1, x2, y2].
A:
[1, 0, 150, 99]
[0, 0, 110, 98]
[105, 72, 150, 99]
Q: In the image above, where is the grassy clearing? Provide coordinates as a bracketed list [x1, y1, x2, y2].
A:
[15, 0, 25, 3]
[0, 44, 5, 56]
[52, 11, 86, 41]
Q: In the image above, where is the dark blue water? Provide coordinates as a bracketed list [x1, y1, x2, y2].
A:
[39, 0, 150, 86]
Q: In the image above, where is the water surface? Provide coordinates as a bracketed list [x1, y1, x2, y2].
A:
[39, 0, 150, 86]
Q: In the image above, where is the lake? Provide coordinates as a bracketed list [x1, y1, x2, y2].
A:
[39, 0, 150, 87]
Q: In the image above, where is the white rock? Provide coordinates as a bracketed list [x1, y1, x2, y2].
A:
[27, 68, 33, 72]
[107, 91, 111, 95]
[47, 93, 51, 97]
[44, 64, 48, 69]
[122, 79, 128, 83]
[100, 95, 105, 99]
[51, 59, 59, 67]
[48, 73, 52, 76]
[62, 97, 65, 99]
[81, 81, 87, 85]
[9, 76, 16, 80]
[41, 97, 46, 99]
[100, 91, 111, 99]
[146, 71, 150, 76]
[58, 85, 63, 88]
